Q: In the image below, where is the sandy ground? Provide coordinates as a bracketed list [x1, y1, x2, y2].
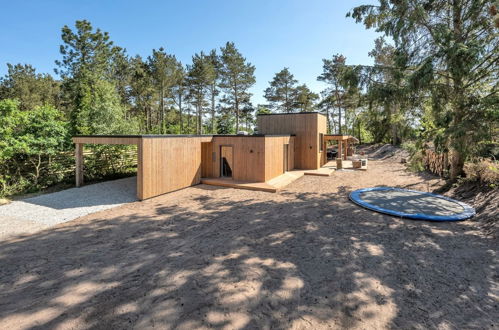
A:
[0, 158, 497, 329]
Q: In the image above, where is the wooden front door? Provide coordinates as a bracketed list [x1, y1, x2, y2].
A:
[220, 146, 233, 178]
[283, 144, 289, 172]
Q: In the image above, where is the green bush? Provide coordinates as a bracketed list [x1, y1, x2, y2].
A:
[464, 158, 499, 187]
[402, 141, 425, 172]
[0, 99, 70, 196]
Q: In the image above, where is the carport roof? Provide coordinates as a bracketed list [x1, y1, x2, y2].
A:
[74, 134, 293, 138]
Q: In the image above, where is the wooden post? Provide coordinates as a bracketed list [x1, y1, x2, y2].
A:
[338, 140, 343, 160]
[344, 140, 349, 160]
[137, 140, 144, 200]
[75, 143, 83, 187]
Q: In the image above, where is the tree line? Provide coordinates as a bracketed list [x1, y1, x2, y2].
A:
[315, 0, 498, 179]
[0, 20, 262, 195]
[1, 0, 497, 196]
[0, 19, 327, 139]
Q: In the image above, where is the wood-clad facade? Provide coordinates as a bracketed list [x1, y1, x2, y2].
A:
[257, 112, 327, 170]
[200, 135, 294, 182]
[264, 136, 295, 181]
[138, 137, 206, 200]
[201, 136, 266, 182]
[72, 113, 327, 199]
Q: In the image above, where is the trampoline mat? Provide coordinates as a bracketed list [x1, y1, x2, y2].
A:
[350, 187, 475, 221]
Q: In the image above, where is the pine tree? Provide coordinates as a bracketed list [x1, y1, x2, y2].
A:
[219, 42, 256, 132]
[318, 54, 348, 134]
[186, 52, 214, 134]
[148, 48, 183, 133]
[129, 55, 155, 132]
[171, 62, 187, 133]
[55, 20, 127, 135]
[364, 37, 406, 145]
[350, 0, 499, 178]
[264, 68, 298, 112]
[206, 49, 221, 133]
[293, 84, 319, 112]
[0, 64, 60, 111]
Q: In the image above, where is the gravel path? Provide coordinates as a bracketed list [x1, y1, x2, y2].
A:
[0, 177, 137, 239]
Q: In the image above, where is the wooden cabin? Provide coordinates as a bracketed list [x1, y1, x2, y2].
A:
[72, 112, 328, 200]
[257, 112, 327, 169]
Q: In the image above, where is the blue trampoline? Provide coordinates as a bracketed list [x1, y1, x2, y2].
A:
[349, 187, 475, 221]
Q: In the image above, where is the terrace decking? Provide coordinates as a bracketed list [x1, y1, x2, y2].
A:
[201, 177, 279, 193]
[201, 169, 310, 192]
[200, 164, 340, 193]
[303, 166, 335, 177]
[194, 158, 372, 193]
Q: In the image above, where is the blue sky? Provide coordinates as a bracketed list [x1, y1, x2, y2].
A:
[0, 0, 380, 105]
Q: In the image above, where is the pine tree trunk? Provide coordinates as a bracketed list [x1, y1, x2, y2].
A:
[391, 103, 400, 145]
[338, 107, 342, 135]
[197, 103, 202, 135]
[235, 95, 239, 133]
[147, 106, 151, 133]
[358, 120, 362, 144]
[285, 85, 289, 112]
[450, 149, 464, 179]
[211, 90, 216, 133]
[178, 93, 183, 134]
[449, 0, 466, 180]
[335, 88, 342, 135]
[159, 87, 164, 134]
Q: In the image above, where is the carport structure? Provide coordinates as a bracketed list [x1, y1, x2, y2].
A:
[73, 135, 212, 200]
[324, 135, 352, 160]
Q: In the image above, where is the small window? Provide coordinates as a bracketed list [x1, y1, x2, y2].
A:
[319, 133, 324, 152]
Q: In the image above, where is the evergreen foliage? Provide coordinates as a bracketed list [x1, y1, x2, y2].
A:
[348, 0, 499, 178]
[219, 42, 256, 132]
[0, 11, 497, 196]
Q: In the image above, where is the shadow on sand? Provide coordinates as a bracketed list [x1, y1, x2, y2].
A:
[0, 184, 496, 329]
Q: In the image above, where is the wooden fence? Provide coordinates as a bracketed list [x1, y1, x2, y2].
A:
[423, 149, 450, 177]
[0, 145, 138, 196]
[17, 146, 138, 177]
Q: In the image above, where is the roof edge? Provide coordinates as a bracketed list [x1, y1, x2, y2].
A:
[257, 112, 325, 117]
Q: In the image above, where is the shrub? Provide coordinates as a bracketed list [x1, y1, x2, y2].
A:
[402, 141, 425, 172]
[0, 99, 70, 196]
[464, 158, 499, 187]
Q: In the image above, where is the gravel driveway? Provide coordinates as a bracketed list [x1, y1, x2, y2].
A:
[0, 177, 137, 239]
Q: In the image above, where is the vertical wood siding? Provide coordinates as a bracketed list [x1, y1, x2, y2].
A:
[201, 136, 266, 182]
[257, 113, 326, 170]
[138, 137, 205, 200]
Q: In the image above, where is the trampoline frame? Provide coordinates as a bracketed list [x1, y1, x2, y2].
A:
[349, 187, 475, 221]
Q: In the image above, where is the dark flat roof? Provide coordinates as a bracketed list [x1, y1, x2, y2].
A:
[74, 134, 293, 138]
[257, 111, 325, 117]
[74, 134, 209, 138]
[211, 134, 293, 137]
